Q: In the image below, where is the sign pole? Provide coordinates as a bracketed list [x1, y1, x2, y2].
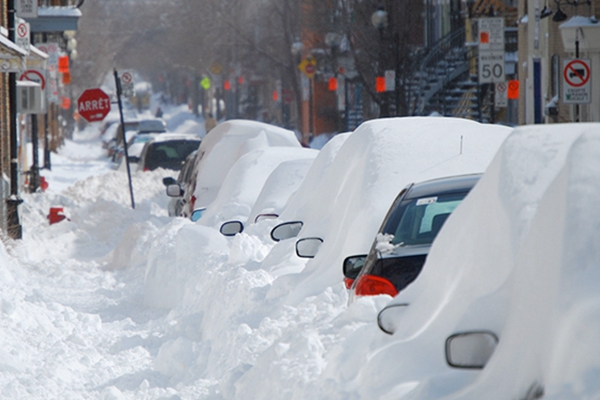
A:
[113, 69, 135, 209]
[6, 0, 23, 239]
[29, 35, 40, 192]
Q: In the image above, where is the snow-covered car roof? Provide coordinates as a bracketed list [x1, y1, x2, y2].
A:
[189, 119, 301, 210]
[197, 146, 317, 228]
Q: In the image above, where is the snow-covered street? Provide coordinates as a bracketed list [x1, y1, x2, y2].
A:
[2, 104, 600, 399]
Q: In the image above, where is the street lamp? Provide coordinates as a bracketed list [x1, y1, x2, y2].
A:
[371, 3, 401, 117]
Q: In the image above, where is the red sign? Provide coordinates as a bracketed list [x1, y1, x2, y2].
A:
[77, 88, 111, 122]
[58, 56, 69, 73]
[507, 80, 519, 100]
[563, 59, 590, 88]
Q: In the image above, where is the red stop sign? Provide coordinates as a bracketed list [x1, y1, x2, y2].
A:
[77, 88, 111, 122]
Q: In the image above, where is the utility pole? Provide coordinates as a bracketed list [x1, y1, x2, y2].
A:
[6, 0, 23, 239]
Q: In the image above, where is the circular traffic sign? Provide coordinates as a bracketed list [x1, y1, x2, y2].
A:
[305, 64, 316, 75]
[121, 72, 133, 84]
[496, 82, 507, 92]
[564, 59, 590, 88]
[77, 88, 111, 123]
[19, 69, 45, 90]
[17, 23, 27, 38]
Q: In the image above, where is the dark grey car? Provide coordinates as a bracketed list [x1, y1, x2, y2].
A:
[344, 173, 482, 300]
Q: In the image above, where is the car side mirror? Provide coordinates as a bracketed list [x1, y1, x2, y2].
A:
[220, 220, 244, 236]
[254, 213, 279, 223]
[343, 255, 367, 280]
[270, 221, 303, 242]
[377, 303, 409, 335]
[166, 184, 184, 197]
[190, 207, 206, 222]
[445, 331, 498, 369]
[127, 156, 140, 164]
[295, 237, 323, 258]
[162, 177, 176, 186]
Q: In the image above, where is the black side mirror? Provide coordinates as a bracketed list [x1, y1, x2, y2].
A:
[342, 254, 367, 280]
[377, 303, 409, 335]
[270, 221, 303, 242]
[220, 220, 244, 236]
[127, 156, 140, 164]
[162, 177, 176, 186]
[295, 237, 323, 258]
[254, 213, 279, 223]
[445, 331, 499, 369]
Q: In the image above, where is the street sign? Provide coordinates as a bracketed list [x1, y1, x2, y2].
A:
[210, 62, 223, 75]
[479, 52, 505, 83]
[478, 17, 505, 84]
[16, 0, 37, 18]
[120, 70, 135, 97]
[495, 81, 508, 108]
[507, 79, 519, 99]
[563, 58, 591, 104]
[478, 18, 504, 51]
[77, 88, 111, 122]
[200, 77, 211, 90]
[298, 57, 317, 79]
[16, 19, 30, 54]
[384, 70, 395, 92]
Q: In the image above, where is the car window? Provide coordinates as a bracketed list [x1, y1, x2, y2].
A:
[385, 192, 468, 246]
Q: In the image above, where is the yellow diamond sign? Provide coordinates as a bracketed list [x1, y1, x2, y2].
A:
[298, 57, 317, 78]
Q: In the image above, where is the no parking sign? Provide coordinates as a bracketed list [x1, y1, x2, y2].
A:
[563, 58, 591, 104]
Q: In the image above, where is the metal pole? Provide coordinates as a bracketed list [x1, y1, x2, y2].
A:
[29, 34, 40, 192]
[42, 33, 50, 170]
[6, 0, 23, 239]
[113, 69, 136, 209]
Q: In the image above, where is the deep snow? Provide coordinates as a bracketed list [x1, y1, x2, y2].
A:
[1, 101, 599, 400]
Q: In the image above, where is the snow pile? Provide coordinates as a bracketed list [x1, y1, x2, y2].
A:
[5, 99, 600, 400]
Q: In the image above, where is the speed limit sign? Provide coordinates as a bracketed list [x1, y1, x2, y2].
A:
[479, 52, 505, 83]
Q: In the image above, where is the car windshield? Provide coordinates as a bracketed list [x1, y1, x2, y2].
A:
[146, 140, 201, 170]
[382, 191, 469, 246]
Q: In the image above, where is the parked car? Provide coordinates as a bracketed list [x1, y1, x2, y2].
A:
[107, 120, 140, 159]
[115, 133, 159, 168]
[137, 133, 201, 172]
[163, 150, 198, 217]
[168, 119, 302, 219]
[344, 173, 481, 302]
[136, 118, 167, 134]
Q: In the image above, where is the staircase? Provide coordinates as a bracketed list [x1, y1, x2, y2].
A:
[406, 28, 494, 122]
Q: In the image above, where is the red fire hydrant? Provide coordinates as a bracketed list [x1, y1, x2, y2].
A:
[47, 207, 68, 225]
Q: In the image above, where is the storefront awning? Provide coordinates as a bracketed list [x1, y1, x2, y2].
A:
[25, 6, 82, 33]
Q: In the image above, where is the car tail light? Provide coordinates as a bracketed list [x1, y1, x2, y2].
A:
[190, 195, 196, 210]
[143, 166, 149, 172]
[344, 277, 354, 290]
[354, 274, 398, 297]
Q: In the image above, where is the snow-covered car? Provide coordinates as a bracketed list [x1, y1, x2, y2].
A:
[261, 117, 510, 304]
[347, 123, 600, 400]
[168, 119, 302, 219]
[344, 173, 481, 301]
[137, 133, 201, 172]
[196, 146, 317, 234]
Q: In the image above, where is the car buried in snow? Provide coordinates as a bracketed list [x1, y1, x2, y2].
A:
[344, 173, 482, 303]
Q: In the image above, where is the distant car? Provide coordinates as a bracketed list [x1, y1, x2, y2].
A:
[137, 133, 201, 172]
[136, 118, 167, 134]
[115, 133, 159, 167]
[345, 173, 481, 301]
[108, 120, 139, 161]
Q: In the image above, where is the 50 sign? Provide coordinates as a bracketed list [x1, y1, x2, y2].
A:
[479, 52, 505, 83]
